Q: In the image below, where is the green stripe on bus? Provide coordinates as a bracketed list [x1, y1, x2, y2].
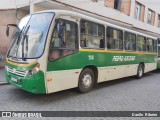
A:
[47, 51, 157, 71]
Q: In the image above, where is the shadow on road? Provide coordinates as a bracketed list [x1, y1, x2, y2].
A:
[5, 70, 160, 104]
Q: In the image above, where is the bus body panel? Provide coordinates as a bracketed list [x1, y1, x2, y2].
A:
[46, 69, 81, 93]
[46, 50, 157, 93]
[157, 61, 160, 69]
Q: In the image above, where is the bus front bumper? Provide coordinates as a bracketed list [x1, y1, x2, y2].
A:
[5, 70, 46, 94]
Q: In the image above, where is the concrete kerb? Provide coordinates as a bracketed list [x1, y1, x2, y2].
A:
[0, 82, 9, 85]
[0, 67, 8, 85]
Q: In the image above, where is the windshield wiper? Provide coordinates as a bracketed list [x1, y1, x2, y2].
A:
[7, 26, 25, 58]
[15, 26, 25, 57]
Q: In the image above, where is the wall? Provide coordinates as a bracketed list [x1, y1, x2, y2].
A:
[0, 0, 16, 9]
[30, 4, 48, 13]
[61, 0, 160, 35]
[104, 0, 114, 9]
[140, 5, 145, 22]
[121, 0, 131, 16]
[0, 10, 16, 67]
[0, 9, 29, 67]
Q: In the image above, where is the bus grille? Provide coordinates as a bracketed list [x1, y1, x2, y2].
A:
[7, 67, 27, 77]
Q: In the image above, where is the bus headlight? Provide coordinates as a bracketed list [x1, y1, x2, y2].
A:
[27, 63, 40, 77]
[31, 63, 40, 75]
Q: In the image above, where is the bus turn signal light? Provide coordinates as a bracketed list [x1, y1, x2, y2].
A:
[47, 78, 52, 82]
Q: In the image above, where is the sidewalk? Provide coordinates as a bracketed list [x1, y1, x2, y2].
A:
[0, 68, 7, 84]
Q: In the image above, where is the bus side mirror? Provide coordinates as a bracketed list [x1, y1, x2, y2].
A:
[6, 26, 9, 37]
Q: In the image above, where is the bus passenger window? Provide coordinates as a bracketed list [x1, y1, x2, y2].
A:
[147, 38, 154, 52]
[124, 32, 136, 51]
[100, 39, 104, 48]
[154, 40, 157, 53]
[158, 39, 160, 56]
[49, 19, 78, 61]
[80, 34, 87, 47]
[136, 35, 146, 52]
[106, 27, 123, 50]
[80, 20, 105, 49]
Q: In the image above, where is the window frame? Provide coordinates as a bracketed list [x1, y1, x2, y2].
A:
[148, 9, 153, 24]
[135, 2, 141, 20]
[80, 19, 105, 50]
[106, 26, 123, 50]
[114, 0, 121, 10]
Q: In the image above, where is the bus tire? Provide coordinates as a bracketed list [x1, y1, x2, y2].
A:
[78, 68, 95, 93]
[136, 64, 144, 79]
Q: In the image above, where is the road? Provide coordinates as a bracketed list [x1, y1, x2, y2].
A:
[0, 69, 160, 120]
[0, 68, 5, 83]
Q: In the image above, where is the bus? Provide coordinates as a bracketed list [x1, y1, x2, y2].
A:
[5, 10, 158, 94]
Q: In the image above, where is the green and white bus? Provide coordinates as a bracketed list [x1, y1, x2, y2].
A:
[5, 10, 158, 94]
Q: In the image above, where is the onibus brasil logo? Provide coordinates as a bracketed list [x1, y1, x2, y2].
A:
[112, 56, 136, 62]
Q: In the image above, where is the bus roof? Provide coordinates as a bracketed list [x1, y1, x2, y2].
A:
[33, 9, 157, 40]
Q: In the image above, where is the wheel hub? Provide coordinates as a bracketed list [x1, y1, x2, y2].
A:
[82, 74, 92, 88]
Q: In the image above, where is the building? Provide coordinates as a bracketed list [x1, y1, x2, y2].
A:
[0, 0, 160, 67]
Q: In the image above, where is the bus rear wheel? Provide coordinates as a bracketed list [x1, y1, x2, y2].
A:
[136, 64, 144, 79]
[78, 68, 95, 93]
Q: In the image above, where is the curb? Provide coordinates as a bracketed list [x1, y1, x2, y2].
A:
[0, 82, 9, 85]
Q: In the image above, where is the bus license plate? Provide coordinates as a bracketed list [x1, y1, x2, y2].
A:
[11, 77, 18, 82]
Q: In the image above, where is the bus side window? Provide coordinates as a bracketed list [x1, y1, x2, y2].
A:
[124, 32, 136, 51]
[136, 35, 146, 52]
[154, 39, 157, 53]
[98, 25, 105, 48]
[49, 19, 78, 61]
[147, 38, 154, 52]
[80, 19, 105, 49]
[158, 39, 160, 57]
[80, 20, 86, 47]
[100, 39, 104, 48]
[106, 27, 123, 50]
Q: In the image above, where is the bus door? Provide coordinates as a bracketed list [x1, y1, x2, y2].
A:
[46, 18, 79, 93]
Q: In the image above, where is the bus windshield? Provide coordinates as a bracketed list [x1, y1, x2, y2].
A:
[8, 12, 54, 59]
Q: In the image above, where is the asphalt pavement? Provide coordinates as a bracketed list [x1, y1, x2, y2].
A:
[1, 69, 160, 120]
[0, 68, 6, 84]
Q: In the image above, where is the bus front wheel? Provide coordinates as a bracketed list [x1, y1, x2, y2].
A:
[136, 64, 144, 79]
[78, 68, 95, 93]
